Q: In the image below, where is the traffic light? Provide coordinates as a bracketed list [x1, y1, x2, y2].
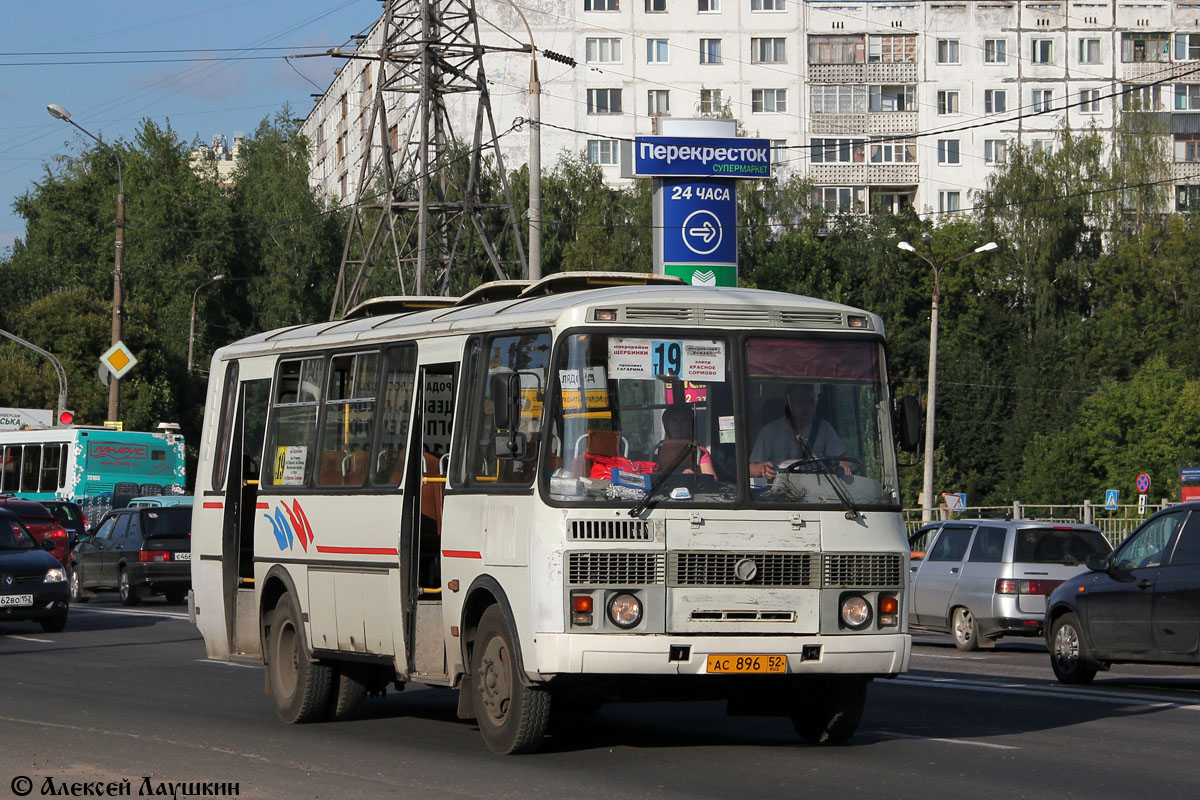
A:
[58, 410, 74, 426]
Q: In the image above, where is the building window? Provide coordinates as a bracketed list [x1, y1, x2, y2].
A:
[752, 88, 787, 113]
[1177, 184, 1200, 210]
[1079, 38, 1101, 64]
[699, 88, 724, 114]
[869, 84, 915, 112]
[938, 191, 961, 213]
[770, 139, 788, 164]
[647, 89, 670, 116]
[388, 124, 398, 151]
[984, 39, 1007, 63]
[1177, 33, 1200, 61]
[585, 38, 621, 63]
[936, 39, 960, 64]
[937, 139, 960, 165]
[752, 0, 785, 10]
[360, 65, 371, 93]
[586, 0, 619, 9]
[339, 173, 347, 199]
[1080, 88, 1101, 113]
[337, 134, 345, 161]
[808, 35, 865, 64]
[315, 123, 324, 146]
[984, 89, 1007, 114]
[868, 35, 916, 63]
[869, 139, 916, 163]
[700, 38, 722, 63]
[587, 139, 619, 165]
[698, 0, 719, 10]
[812, 186, 866, 214]
[751, 37, 786, 64]
[647, 39, 669, 63]
[810, 138, 865, 163]
[1031, 140, 1053, 156]
[1175, 134, 1200, 162]
[587, 88, 623, 114]
[811, 84, 867, 114]
[1122, 32, 1170, 62]
[1176, 84, 1200, 110]
[984, 139, 1007, 165]
[1032, 89, 1054, 113]
[1123, 83, 1162, 111]
[645, 0, 665, 10]
[1032, 39, 1054, 64]
[937, 90, 959, 115]
[874, 191, 914, 215]
[340, 94, 347, 119]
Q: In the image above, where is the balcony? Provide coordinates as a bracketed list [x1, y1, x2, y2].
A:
[809, 111, 919, 136]
[807, 62, 918, 84]
[807, 162, 919, 185]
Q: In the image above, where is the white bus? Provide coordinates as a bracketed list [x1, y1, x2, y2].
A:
[190, 274, 916, 754]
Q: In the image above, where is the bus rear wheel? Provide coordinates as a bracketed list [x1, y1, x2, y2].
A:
[266, 592, 332, 723]
[470, 606, 551, 755]
[789, 677, 870, 745]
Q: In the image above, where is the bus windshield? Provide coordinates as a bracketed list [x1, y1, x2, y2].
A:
[542, 332, 900, 510]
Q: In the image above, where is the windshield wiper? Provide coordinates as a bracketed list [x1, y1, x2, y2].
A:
[628, 442, 695, 518]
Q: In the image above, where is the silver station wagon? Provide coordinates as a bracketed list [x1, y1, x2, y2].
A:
[908, 520, 1112, 650]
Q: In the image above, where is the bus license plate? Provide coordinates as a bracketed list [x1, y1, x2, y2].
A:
[0, 594, 34, 607]
[706, 654, 787, 674]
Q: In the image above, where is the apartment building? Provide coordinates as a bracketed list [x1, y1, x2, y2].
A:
[303, 1, 1200, 215]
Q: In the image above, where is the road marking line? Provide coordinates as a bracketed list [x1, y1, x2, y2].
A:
[912, 653, 991, 660]
[195, 659, 260, 669]
[865, 729, 1020, 750]
[895, 675, 1200, 710]
[72, 607, 190, 620]
[6, 635, 53, 643]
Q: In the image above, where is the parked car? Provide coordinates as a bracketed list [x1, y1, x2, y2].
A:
[125, 495, 193, 509]
[909, 519, 1112, 650]
[40, 500, 88, 548]
[0, 508, 69, 632]
[0, 496, 70, 567]
[70, 506, 192, 606]
[1046, 502, 1200, 684]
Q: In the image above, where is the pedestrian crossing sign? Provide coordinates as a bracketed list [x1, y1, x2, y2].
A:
[100, 340, 138, 379]
[1104, 489, 1119, 511]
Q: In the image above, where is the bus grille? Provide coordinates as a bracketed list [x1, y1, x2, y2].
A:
[823, 553, 903, 588]
[567, 552, 665, 585]
[569, 519, 652, 541]
[668, 552, 816, 587]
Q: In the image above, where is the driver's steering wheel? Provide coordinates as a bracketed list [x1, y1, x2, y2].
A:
[782, 455, 864, 476]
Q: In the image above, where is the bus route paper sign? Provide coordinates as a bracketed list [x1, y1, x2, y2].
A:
[274, 446, 308, 486]
[608, 338, 726, 382]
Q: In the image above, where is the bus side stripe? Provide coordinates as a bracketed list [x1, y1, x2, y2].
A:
[202, 502, 223, 509]
[442, 550, 483, 559]
[313, 545, 398, 556]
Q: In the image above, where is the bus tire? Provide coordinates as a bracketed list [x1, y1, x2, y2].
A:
[470, 605, 550, 755]
[326, 663, 369, 722]
[118, 568, 140, 606]
[266, 592, 332, 723]
[789, 677, 870, 745]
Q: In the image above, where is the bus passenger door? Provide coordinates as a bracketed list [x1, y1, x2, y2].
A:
[220, 378, 271, 656]
[401, 363, 455, 679]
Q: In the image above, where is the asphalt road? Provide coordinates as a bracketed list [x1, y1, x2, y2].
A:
[3, 600, 1199, 800]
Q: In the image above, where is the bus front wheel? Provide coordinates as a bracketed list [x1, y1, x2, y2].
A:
[266, 592, 333, 723]
[470, 605, 551, 754]
[789, 677, 870, 745]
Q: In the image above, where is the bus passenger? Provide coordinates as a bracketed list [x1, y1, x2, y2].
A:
[658, 404, 716, 477]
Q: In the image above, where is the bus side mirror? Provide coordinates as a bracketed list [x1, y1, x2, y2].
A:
[897, 395, 922, 452]
[494, 431, 528, 460]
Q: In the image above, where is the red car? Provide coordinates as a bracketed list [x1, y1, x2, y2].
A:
[0, 496, 70, 567]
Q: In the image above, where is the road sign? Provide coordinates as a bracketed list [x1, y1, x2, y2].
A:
[942, 492, 966, 511]
[1135, 472, 1151, 494]
[1138, 493, 1148, 515]
[1104, 489, 1119, 511]
[100, 340, 138, 379]
[1181, 466, 1200, 483]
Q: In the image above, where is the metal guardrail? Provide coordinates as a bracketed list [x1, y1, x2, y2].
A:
[902, 500, 1174, 546]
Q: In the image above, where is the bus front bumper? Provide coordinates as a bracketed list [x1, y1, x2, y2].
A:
[529, 632, 911, 678]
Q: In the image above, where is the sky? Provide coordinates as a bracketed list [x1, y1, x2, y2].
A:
[0, 0, 380, 253]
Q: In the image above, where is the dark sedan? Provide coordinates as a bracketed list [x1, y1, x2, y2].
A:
[71, 506, 192, 606]
[0, 508, 69, 632]
[1046, 501, 1200, 683]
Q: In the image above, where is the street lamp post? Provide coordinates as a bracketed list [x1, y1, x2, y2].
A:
[188, 274, 226, 374]
[47, 103, 124, 423]
[898, 238, 999, 522]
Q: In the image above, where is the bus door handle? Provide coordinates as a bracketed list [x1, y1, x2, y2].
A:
[949, 567, 960, 574]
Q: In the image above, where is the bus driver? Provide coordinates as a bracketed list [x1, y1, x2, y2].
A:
[749, 383, 849, 480]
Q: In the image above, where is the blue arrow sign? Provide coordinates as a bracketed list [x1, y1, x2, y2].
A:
[1105, 489, 1119, 511]
[662, 178, 737, 265]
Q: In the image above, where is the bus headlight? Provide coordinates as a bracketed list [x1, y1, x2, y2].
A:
[607, 593, 642, 629]
[840, 595, 872, 630]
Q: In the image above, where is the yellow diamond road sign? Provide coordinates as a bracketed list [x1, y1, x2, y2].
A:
[100, 341, 138, 379]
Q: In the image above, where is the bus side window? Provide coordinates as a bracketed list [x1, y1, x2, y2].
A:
[318, 352, 378, 487]
[265, 357, 324, 488]
[371, 345, 417, 486]
[20, 445, 41, 493]
[40, 444, 61, 493]
[211, 360, 240, 492]
[1, 445, 18, 492]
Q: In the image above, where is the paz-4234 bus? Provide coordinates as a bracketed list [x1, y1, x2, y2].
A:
[190, 273, 918, 754]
